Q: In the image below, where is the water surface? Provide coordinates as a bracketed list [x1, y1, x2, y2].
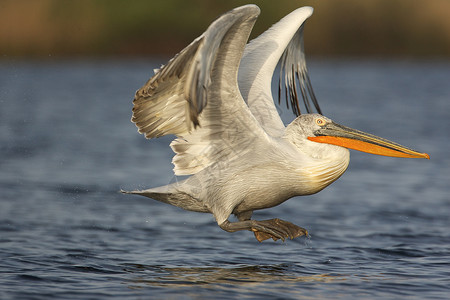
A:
[0, 59, 449, 299]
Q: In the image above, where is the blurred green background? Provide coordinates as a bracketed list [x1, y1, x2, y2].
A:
[1, 0, 450, 58]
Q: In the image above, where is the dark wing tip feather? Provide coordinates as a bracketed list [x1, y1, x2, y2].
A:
[278, 23, 322, 116]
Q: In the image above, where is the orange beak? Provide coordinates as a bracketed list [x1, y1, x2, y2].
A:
[307, 122, 430, 159]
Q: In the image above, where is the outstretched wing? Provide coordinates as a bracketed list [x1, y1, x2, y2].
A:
[131, 5, 270, 175]
[238, 6, 321, 137]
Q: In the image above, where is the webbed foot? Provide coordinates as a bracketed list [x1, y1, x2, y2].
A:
[219, 218, 308, 242]
[251, 218, 308, 242]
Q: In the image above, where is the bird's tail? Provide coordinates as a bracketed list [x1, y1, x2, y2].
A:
[120, 183, 208, 213]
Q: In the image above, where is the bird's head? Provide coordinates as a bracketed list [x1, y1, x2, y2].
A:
[289, 114, 430, 159]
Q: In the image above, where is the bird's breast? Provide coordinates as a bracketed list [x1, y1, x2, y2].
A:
[298, 148, 350, 194]
[231, 152, 349, 214]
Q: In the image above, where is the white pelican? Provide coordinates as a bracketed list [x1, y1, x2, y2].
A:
[122, 5, 429, 242]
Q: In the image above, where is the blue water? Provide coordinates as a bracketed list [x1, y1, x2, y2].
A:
[1, 59, 449, 299]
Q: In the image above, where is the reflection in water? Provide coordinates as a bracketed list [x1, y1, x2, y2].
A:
[122, 263, 345, 289]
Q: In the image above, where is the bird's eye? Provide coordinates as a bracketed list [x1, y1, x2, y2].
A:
[315, 118, 326, 126]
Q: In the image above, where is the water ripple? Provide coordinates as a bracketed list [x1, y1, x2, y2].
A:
[1, 59, 449, 300]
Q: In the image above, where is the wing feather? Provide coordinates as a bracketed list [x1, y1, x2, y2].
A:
[238, 6, 320, 137]
[278, 23, 322, 115]
[131, 5, 269, 176]
[132, 37, 201, 137]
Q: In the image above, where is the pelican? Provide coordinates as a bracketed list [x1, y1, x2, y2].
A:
[122, 5, 429, 242]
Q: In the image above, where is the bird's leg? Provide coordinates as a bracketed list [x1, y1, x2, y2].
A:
[219, 219, 308, 242]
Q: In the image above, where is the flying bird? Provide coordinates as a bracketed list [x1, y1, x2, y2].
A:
[122, 5, 429, 242]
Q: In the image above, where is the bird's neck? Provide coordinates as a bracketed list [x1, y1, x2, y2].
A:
[283, 128, 350, 194]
